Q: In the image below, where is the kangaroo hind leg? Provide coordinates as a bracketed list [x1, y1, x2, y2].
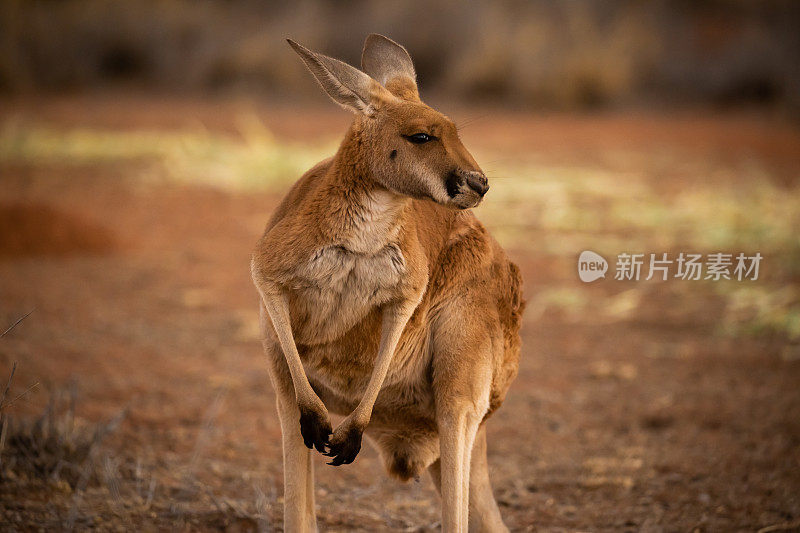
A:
[428, 425, 508, 533]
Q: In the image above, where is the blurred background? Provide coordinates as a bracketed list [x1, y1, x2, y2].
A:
[1, 1, 799, 531]
[2, 0, 800, 111]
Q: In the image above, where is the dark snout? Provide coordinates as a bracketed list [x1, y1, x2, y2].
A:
[447, 169, 489, 199]
[444, 168, 490, 209]
[464, 171, 489, 196]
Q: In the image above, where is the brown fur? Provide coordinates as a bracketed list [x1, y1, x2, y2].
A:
[251, 34, 523, 532]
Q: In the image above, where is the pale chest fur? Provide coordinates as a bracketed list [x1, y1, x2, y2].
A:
[288, 190, 409, 345]
[289, 242, 406, 345]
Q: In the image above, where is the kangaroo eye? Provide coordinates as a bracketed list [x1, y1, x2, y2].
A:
[406, 133, 434, 144]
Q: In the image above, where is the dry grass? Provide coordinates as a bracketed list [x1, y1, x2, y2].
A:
[1, 387, 124, 488]
[0, 118, 335, 191]
[0, 361, 130, 529]
[0, 381, 275, 530]
[0, 306, 274, 529]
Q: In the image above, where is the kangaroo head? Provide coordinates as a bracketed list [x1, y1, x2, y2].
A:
[288, 34, 488, 210]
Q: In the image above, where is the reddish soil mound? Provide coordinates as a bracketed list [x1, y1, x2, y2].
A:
[0, 202, 117, 258]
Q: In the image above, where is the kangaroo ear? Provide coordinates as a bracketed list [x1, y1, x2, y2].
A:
[288, 39, 382, 115]
[361, 34, 419, 101]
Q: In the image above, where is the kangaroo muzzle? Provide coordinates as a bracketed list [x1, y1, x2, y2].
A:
[464, 171, 489, 197]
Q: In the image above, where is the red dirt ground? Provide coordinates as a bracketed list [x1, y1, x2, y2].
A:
[1, 95, 799, 531]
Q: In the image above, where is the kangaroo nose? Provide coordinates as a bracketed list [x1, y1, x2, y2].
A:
[465, 172, 489, 196]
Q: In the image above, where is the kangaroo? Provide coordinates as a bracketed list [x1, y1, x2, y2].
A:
[251, 34, 524, 532]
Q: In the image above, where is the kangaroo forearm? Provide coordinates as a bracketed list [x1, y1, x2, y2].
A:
[354, 304, 415, 420]
[260, 289, 313, 401]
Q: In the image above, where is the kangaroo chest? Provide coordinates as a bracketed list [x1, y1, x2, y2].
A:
[289, 242, 406, 345]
